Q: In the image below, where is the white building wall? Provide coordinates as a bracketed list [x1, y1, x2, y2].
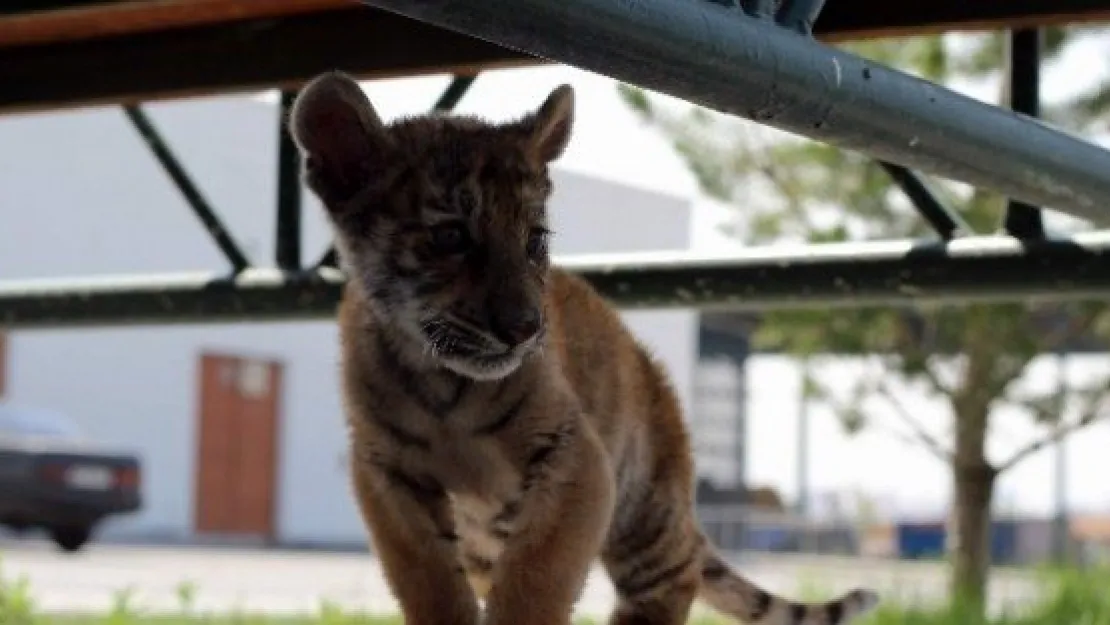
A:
[0, 93, 696, 545]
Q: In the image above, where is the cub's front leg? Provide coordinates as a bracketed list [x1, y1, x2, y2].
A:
[484, 417, 616, 625]
[351, 457, 480, 625]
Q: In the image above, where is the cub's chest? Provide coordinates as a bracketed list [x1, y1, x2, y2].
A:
[449, 490, 522, 568]
[432, 434, 522, 500]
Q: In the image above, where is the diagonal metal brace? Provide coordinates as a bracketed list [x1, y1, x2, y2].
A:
[878, 161, 972, 240]
[122, 105, 251, 273]
[432, 74, 478, 111]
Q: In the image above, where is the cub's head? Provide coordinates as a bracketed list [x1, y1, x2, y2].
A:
[289, 71, 573, 381]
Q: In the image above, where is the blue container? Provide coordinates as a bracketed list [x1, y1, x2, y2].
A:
[990, 520, 1017, 564]
[895, 519, 1018, 563]
[896, 522, 946, 559]
[747, 527, 791, 551]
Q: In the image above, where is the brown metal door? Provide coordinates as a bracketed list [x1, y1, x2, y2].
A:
[194, 352, 282, 539]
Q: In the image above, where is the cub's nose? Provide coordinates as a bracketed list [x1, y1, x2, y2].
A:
[489, 308, 542, 348]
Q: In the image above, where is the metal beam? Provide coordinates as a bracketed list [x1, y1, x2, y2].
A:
[276, 89, 303, 271]
[357, 0, 1110, 227]
[1004, 28, 1047, 239]
[122, 105, 251, 273]
[0, 7, 532, 115]
[878, 161, 972, 240]
[6, 233, 1110, 329]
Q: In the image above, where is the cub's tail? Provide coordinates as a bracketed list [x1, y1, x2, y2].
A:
[698, 550, 879, 625]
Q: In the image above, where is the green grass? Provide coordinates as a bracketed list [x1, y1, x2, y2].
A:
[5, 557, 1110, 625]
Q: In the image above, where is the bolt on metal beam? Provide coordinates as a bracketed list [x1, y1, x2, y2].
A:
[878, 161, 972, 240]
[316, 73, 480, 268]
[122, 105, 251, 273]
[1004, 28, 1047, 239]
[6, 233, 1110, 329]
[357, 0, 1110, 227]
[276, 89, 303, 271]
[776, 0, 828, 34]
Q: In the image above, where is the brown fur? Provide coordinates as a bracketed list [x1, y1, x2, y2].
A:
[289, 71, 879, 625]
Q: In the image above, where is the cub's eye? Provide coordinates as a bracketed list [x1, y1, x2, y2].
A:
[526, 227, 550, 259]
[429, 222, 471, 255]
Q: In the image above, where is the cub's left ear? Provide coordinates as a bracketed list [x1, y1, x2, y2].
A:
[523, 84, 575, 163]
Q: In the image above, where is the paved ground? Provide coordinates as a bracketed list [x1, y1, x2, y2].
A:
[0, 538, 1044, 618]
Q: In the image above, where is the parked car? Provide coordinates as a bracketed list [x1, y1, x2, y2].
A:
[0, 403, 141, 552]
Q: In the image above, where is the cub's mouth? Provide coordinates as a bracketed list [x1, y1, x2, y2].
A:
[419, 317, 541, 381]
[437, 345, 527, 381]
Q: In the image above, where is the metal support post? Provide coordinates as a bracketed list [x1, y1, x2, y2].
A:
[276, 89, 303, 271]
[1004, 29, 1047, 239]
[796, 357, 811, 516]
[358, 0, 1110, 226]
[122, 105, 251, 273]
[1052, 349, 1070, 563]
[879, 161, 972, 240]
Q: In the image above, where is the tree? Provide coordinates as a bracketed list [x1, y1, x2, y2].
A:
[620, 29, 1110, 613]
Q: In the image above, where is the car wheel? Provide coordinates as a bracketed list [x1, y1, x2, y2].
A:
[49, 525, 93, 552]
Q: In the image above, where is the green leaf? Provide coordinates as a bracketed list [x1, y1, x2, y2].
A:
[615, 83, 652, 117]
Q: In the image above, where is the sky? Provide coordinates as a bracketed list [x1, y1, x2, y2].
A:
[259, 33, 1110, 520]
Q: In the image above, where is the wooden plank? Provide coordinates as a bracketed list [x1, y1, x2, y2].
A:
[814, 2, 1110, 42]
[0, 0, 352, 48]
[0, 7, 537, 115]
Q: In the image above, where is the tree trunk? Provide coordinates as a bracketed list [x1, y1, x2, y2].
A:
[950, 456, 997, 613]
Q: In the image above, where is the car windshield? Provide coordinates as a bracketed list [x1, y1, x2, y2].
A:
[0, 404, 82, 439]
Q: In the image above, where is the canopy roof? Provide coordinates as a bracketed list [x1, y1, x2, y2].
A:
[3, 0, 1109, 114]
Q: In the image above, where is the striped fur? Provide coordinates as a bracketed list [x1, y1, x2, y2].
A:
[290, 71, 879, 625]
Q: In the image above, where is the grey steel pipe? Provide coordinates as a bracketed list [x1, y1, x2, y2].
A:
[357, 0, 1110, 226]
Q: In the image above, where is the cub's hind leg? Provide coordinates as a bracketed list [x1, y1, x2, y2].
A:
[602, 492, 703, 625]
[607, 574, 699, 625]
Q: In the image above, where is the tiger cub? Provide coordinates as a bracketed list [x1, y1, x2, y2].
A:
[288, 71, 879, 625]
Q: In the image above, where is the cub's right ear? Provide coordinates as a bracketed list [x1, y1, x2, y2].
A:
[289, 71, 390, 206]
